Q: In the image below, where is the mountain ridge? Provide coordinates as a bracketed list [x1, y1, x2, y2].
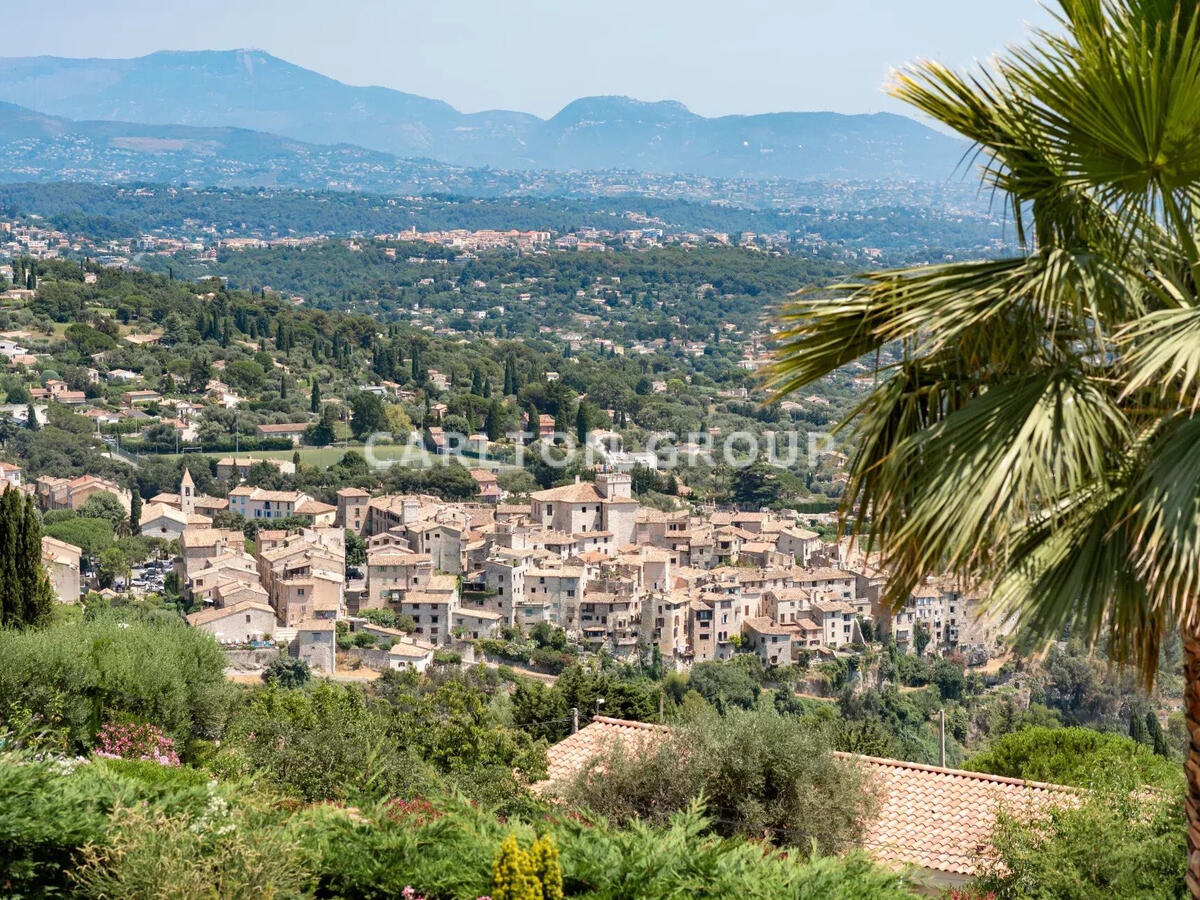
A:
[0, 49, 963, 181]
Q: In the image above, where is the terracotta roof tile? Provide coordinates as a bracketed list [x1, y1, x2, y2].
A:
[539, 717, 1075, 877]
[542, 715, 670, 785]
[530, 482, 605, 503]
[836, 753, 1076, 877]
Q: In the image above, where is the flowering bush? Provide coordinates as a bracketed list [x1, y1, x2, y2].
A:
[387, 797, 441, 826]
[94, 722, 180, 766]
[397, 887, 494, 900]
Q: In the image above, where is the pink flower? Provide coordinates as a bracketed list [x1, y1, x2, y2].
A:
[94, 722, 180, 766]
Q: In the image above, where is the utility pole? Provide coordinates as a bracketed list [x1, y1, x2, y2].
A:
[939, 709, 946, 767]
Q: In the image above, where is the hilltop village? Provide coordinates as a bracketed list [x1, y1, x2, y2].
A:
[0, 223, 1007, 685]
[28, 462, 1010, 681]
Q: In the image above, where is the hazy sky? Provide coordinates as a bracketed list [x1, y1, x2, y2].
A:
[14, 1, 1054, 119]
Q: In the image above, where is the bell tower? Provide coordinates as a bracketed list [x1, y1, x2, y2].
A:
[180, 468, 195, 516]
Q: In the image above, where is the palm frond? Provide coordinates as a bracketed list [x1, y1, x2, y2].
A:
[1119, 306, 1200, 405]
[771, 0, 1200, 688]
[1126, 414, 1200, 630]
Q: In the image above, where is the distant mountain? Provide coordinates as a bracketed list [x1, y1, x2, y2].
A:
[0, 50, 963, 181]
[0, 100, 501, 196]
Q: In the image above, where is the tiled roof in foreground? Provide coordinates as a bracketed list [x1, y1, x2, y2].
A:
[836, 752, 1076, 877]
[541, 717, 1075, 879]
[543, 715, 669, 784]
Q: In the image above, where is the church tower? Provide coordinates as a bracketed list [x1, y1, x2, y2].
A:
[180, 468, 195, 516]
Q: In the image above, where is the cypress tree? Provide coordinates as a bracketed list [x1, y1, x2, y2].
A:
[1147, 711, 1170, 758]
[484, 400, 502, 440]
[129, 489, 142, 536]
[24, 495, 52, 626]
[0, 489, 20, 626]
[311, 381, 321, 413]
[575, 403, 589, 445]
[503, 356, 518, 396]
[26, 402, 37, 431]
[1129, 711, 1149, 745]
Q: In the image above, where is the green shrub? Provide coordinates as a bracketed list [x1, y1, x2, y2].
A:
[306, 799, 917, 900]
[0, 747, 217, 895]
[71, 790, 312, 899]
[263, 655, 311, 689]
[557, 706, 875, 854]
[363, 608, 397, 628]
[0, 611, 230, 753]
[965, 726, 1180, 789]
[977, 786, 1185, 899]
[0, 742, 917, 900]
[216, 682, 428, 803]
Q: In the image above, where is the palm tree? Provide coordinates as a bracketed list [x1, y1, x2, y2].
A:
[768, 1, 1200, 891]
